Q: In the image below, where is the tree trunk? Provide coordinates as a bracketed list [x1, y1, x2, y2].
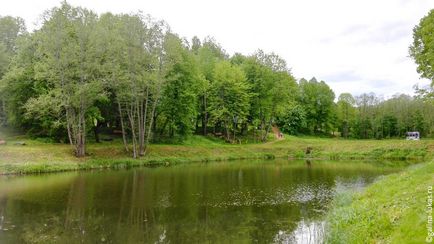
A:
[76, 111, 86, 157]
[195, 115, 200, 133]
[66, 108, 74, 146]
[0, 99, 6, 126]
[139, 88, 149, 156]
[143, 96, 158, 156]
[240, 122, 248, 136]
[233, 124, 236, 142]
[127, 105, 137, 159]
[203, 93, 208, 135]
[94, 123, 100, 143]
[261, 119, 273, 142]
[224, 120, 230, 142]
[343, 121, 348, 139]
[137, 99, 143, 156]
[152, 113, 157, 135]
[117, 101, 129, 152]
[159, 118, 168, 137]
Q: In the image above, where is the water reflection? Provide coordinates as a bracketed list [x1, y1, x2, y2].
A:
[274, 220, 325, 244]
[0, 159, 405, 243]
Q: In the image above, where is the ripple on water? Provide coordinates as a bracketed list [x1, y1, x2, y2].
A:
[199, 183, 336, 208]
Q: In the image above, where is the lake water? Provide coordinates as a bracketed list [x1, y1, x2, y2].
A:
[0, 159, 407, 243]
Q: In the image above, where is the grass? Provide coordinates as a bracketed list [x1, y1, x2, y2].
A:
[0, 127, 433, 174]
[326, 160, 434, 243]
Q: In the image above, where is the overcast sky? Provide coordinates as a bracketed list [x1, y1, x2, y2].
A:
[1, 0, 433, 98]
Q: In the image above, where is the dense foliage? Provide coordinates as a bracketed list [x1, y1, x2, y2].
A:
[0, 3, 434, 158]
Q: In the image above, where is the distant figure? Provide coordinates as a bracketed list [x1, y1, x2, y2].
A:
[406, 131, 420, 140]
[279, 132, 283, 138]
[0, 139, 5, 145]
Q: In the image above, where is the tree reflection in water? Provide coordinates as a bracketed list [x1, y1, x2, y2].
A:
[0, 159, 404, 243]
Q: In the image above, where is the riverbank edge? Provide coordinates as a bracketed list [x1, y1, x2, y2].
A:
[0, 140, 430, 175]
[325, 158, 434, 243]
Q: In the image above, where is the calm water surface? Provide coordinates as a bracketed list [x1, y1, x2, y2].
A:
[0, 159, 407, 243]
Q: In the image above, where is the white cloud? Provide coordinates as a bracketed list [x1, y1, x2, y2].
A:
[1, 0, 433, 97]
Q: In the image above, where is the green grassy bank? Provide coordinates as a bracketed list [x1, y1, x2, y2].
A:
[326, 159, 434, 243]
[0, 129, 432, 174]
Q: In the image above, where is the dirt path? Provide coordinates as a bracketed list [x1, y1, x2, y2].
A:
[271, 126, 283, 140]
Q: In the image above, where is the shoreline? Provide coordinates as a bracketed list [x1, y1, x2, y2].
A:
[0, 136, 432, 175]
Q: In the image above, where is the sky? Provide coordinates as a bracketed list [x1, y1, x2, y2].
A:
[1, 0, 433, 98]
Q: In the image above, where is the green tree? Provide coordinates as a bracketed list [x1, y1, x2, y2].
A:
[0, 16, 26, 54]
[100, 13, 168, 158]
[276, 105, 307, 135]
[0, 16, 27, 126]
[159, 33, 200, 139]
[354, 93, 378, 138]
[412, 109, 425, 135]
[410, 9, 434, 83]
[194, 37, 226, 135]
[336, 93, 356, 138]
[1, 34, 49, 133]
[298, 77, 335, 135]
[209, 61, 250, 142]
[381, 115, 398, 138]
[25, 3, 106, 157]
[242, 51, 297, 141]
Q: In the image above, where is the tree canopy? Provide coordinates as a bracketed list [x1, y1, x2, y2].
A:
[1, 3, 434, 158]
[410, 9, 434, 82]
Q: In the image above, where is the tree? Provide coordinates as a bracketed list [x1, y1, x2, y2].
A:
[159, 33, 200, 139]
[242, 51, 297, 141]
[276, 105, 307, 135]
[108, 13, 153, 158]
[100, 13, 168, 158]
[0, 43, 9, 76]
[381, 114, 398, 138]
[0, 16, 26, 53]
[190, 36, 201, 54]
[194, 37, 226, 135]
[412, 109, 425, 135]
[354, 93, 379, 138]
[25, 3, 106, 157]
[1, 34, 46, 132]
[0, 16, 27, 126]
[298, 78, 335, 135]
[336, 93, 356, 138]
[208, 61, 250, 142]
[410, 9, 434, 83]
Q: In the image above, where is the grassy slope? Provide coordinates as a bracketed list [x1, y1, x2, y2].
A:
[326, 161, 434, 243]
[0, 128, 432, 174]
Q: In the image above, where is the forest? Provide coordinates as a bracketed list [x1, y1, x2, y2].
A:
[0, 3, 433, 158]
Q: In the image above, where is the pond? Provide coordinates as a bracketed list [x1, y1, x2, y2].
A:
[0, 159, 408, 243]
